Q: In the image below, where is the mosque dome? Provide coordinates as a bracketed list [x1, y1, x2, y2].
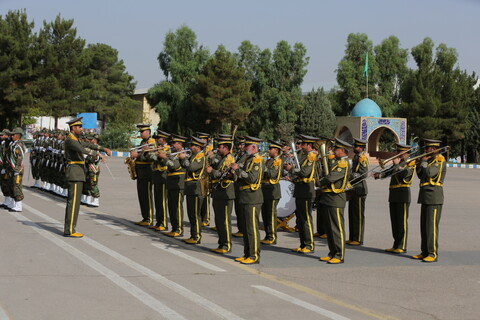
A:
[351, 98, 382, 117]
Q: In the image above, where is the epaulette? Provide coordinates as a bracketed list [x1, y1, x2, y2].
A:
[337, 159, 348, 168]
[407, 160, 416, 167]
[147, 138, 156, 144]
[307, 152, 316, 161]
[253, 154, 263, 163]
[435, 154, 445, 162]
[359, 154, 368, 163]
[163, 144, 170, 152]
[328, 154, 335, 159]
[273, 158, 282, 166]
[205, 145, 213, 153]
[224, 154, 235, 166]
[195, 152, 205, 159]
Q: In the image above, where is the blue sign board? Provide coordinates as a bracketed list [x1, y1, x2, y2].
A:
[77, 113, 97, 129]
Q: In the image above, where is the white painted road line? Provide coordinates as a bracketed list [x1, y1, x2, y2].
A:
[252, 285, 351, 320]
[152, 243, 226, 272]
[10, 211, 186, 320]
[0, 305, 9, 320]
[22, 203, 244, 320]
[90, 216, 139, 236]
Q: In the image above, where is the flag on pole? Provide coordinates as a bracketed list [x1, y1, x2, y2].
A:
[363, 51, 368, 77]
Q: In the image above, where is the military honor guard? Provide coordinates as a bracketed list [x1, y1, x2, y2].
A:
[64, 117, 111, 237]
[412, 139, 447, 263]
[7, 128, 26, 212]
[260, 140, 283, 245]
[374, 143, 416, 253]
[161, 134, 188, 237]
[347, 138, 369, 246]
[318, 138, 352, 264]
[0, 129, 13, 209]
[150, 130, 170, 231]
[285, 134, 318, 254]
[83, 133, 102, 207]
[183, 136, 207, 244]
[206, 136, 236, 254]
[130, 124, 156, 226]
[231, 136, 263, 264]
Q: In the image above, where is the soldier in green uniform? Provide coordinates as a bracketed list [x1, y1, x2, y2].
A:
[347, 138, 369, 246]
[83, 133, 102, 207]
[160, 134, 188, 237]
[183, 136, 207, 244]
[130, 124, 156, 226]
[150, 130, 170, 231]
[260, 140, 283, 245]
[285, 134, 318, 254]
[318, 138, 352, 264]
[0, 129, 13, 209]
[412, 139, 447, 263]
[206, 136, 236, 254]
[233, 136, 248, 238]
[7, 128, 26, 212]
[374, 144, 416, 254]
[197, 132, 213, 227]
[232, 136, 263, 264]
[64, 117, 111, 237]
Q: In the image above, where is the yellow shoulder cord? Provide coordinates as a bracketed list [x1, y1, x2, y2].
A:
[330, 163, 349, 193]
[247, 156, 263, 191]
[269, 156, 282, 184]
[402, 164, 416, 185]
[192, 154, 206, 180]
[300, 155, 315, 183]
[220, 154, 234, 188]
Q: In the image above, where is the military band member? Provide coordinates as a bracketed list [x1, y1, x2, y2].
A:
[347, 138, 369, 246]
[206, 136, 236, 254]
[161, 134, 188, 237]
[0, 129, 13, 209]
[64, 117, 111, 237]
[183, 136, 207, 244]
[318, 138, 352, 264]
[260, 140, 283, 245]
[7, 128, 26, 212]
[130, 124, 156, 226]
[412, 139, 446, 263]
[233, 136, 248, 238]
[374, 144, 416, 253]
[285, 134, 318, 254]
[83, 133, 102, 207]
[197, 132, 212, 227]
[232, 136, 263, 264]
[150, 130, 170, 231]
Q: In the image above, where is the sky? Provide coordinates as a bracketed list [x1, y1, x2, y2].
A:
[1, 0, 479, 91]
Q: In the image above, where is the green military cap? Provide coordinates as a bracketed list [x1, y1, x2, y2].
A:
[66, 117, 83, 127]
[423, 138, 441, 148]
[237, 136, 246, 143]
[191, 136, 207, 147]
[396, 143, 411, 152]
[268, 139, 282, 149]
[93, 134, 100, 141]
[333, 138, 353, 150]
[244, 136, 262, 146]
[196, 132, 210, 139]
[12, 127, 23, 136]
[280, 139, 292, 146]
[85, 132, 95, 140]
[218, 133, 233, 139]
[136, 123, 151, 132]
[353, 138, 367, 148]
[0, 129, 6, 135]
[298, 134, 319, 144]
[171, 134, 187, 143]
[156, 130, 170, 139]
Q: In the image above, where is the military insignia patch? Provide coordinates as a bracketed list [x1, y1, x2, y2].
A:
[254, 165, 259, 171]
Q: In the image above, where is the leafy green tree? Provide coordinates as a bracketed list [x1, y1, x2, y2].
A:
[0, 9, 36, 128]
[297, 88, 336, 137]
[399, 38, 477, 155]
[190, 45, 252, 134]
[336, 33, 378, 115]
[33, 14, 87, 128]
[147, 25, 209, 133]
[79, 43, 139, 128]
[465, 87, 480, 162]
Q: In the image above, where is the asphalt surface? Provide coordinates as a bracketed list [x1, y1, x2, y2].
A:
[0, 156, 479, 320]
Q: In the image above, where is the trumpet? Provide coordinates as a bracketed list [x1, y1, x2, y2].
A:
[129, 143, 156, 152]
[404, 145, 450, 163]
[379, 146, 419, 169]
[291, 142, 301, 169]
[169, 148, 191, 156]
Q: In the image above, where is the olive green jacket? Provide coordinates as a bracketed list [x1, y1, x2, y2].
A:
[65, 132, 104, 182]
[262, 156, 283, 200]
[318, 157, 350, 208]
[236, 153, 264, 205]
[417, 154, 446, 205]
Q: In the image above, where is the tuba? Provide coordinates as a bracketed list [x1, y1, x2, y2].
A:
[124, 157, 137, 180]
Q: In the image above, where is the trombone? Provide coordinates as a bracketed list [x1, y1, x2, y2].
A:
[378, 146, 419, 169]
[129, 142, 156, 152]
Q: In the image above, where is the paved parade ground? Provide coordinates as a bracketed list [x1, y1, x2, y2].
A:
[0, 156, 479, 320]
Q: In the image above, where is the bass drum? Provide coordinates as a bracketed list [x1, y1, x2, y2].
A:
[277, 180, 296, 217]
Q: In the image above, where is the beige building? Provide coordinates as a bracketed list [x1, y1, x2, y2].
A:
[132, 88, 160, 127]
